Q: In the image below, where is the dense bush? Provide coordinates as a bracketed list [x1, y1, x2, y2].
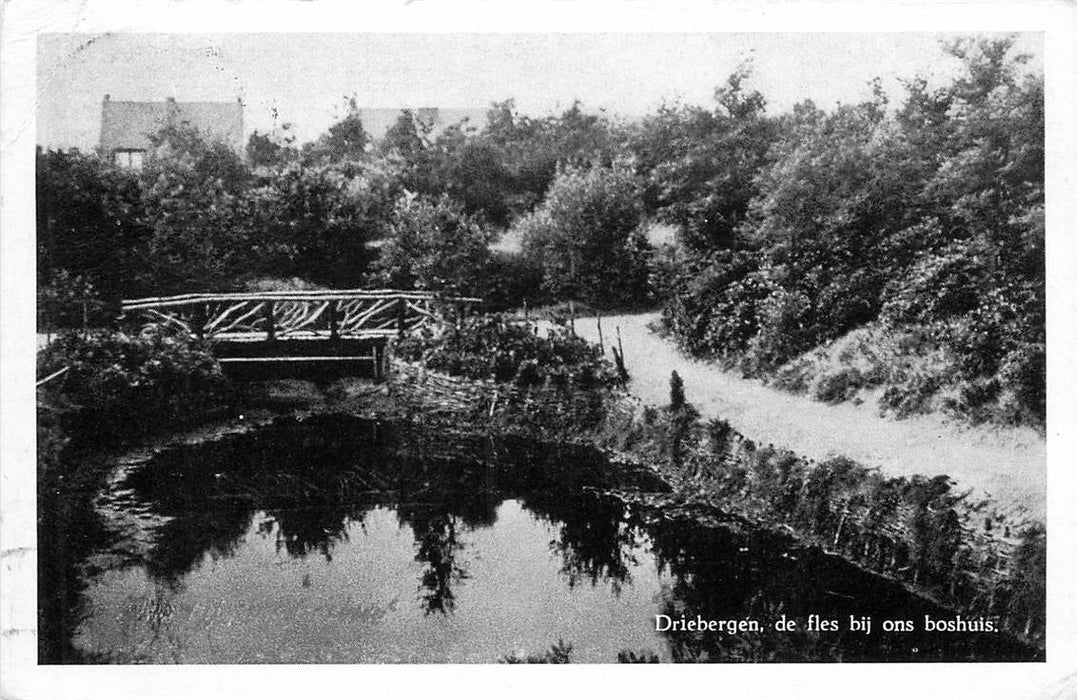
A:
[518, 164, 652, 309]
[37, 328, 231, 448]
[36, 148, 151, 323]
[396, 314, 620, 390]
[372, 194, 494, 297]
[478, 251, 546, 312]
[629, 68, 777, 252]
[658, 38, 1044, 427]
[36, 270, 112, 331]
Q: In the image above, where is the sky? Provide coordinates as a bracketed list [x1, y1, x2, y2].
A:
[36, 32, 1043, 150]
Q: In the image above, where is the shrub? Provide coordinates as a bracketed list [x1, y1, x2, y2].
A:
[396, 314, 620, 390]
[518, 164, 652, 309]
[373, 193, 493, 297]
[478, 251, 545, 312]
[37, 270, 113, 332]
[878, 373, 946, 419]
[880, 242, 988, 325]
[37, 328, 231, 449]
[813, 368, 865, 404]
[997, 344, 1046, 425]
[741, 288, 813, 376]
[660, 249, 767, 357]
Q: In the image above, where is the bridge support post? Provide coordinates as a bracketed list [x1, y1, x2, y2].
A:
[396, 296, 406, 339]
[265, 302, 276, 342]
[193, 303, 207, 340]
[328, 301, 339, 341]
[372, 342, 386, 382]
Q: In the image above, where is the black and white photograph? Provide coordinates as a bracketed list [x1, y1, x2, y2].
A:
[2, 2, 1075, 699]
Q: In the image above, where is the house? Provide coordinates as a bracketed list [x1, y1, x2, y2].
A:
[99, 95, 244, 168]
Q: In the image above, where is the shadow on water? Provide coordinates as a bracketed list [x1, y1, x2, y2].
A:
[42, 414, 1041, 663]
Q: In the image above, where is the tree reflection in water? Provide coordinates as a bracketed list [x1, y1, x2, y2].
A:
[523, 491, 642, 595]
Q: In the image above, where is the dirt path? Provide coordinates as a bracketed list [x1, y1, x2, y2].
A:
[566, 312, 1045, 522]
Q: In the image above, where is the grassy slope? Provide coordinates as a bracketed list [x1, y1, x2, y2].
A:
[769, 322, 1043, 430]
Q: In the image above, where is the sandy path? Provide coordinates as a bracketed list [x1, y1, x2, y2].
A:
[564, 312, 1045, 521]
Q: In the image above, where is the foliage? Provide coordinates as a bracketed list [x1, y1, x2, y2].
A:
[246, 122, 299, 169]
[37, 270, 109, 331]
[629, 67, 777, 251]
[297, 96, 372, 165]
[412, 120, 515, 227]
[397, 314, 620, 390]
[373, 194, 494, 297]
[660, 249, 769, 359]
[35, 38, 1044, 428]
[479, 251, 546, 312]
[243, 160, 392, 288]
[136, 124, 258, 292]
[518, 164, 652, 309]
[36, 148, 150, 311]
[659, 38, 1044, 427]
[485, 99, 623, 219]
[37, 328, 231, 448]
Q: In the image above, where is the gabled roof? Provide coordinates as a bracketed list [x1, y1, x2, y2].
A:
[99, 96, 243, 152]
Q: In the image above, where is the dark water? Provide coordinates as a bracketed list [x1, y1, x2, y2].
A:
[44, 415, 1039, 663]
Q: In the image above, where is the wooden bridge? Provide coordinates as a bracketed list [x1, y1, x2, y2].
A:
[120, 290, 481, 381]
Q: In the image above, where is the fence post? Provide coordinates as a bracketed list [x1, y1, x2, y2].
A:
[397, 295, 406, 339]
[596, 309, 605, 355]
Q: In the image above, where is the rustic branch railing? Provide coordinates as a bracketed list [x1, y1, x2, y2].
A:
[121, 290, 481, 342]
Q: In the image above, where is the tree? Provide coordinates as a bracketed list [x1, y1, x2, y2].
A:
[242, 160, 392, 287]
[137, 124, 253, 292]
[629, 68, 778, 251]
[425, 123, 513, 226]
[246, 122, 298, 169]
[483, 99, 623, 219]
[373, 194, 494, 297]
[657, 36, 1045, 425]
[36, 147, 149, 314]
[302, 97, 371, 164]
[519, 164, 651, 308]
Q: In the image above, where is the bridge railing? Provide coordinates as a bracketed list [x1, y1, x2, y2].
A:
[120, 290, 482, 342]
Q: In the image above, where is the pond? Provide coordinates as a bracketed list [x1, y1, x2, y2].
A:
[42, 415, 1039, 664]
